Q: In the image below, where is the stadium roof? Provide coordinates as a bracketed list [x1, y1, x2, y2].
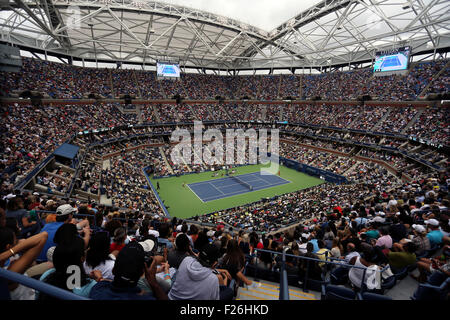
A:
[1, 0, 449, 71]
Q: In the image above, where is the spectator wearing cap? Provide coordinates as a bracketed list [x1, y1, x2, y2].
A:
[393, 224, 431, 256]
[89, 241, 168, 300]
[168, 243, 234, 300]
[425, 219, 443, 247]
[36, 204, 90, 262]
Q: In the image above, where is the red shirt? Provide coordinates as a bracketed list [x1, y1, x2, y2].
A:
[110, 243, 125, 253]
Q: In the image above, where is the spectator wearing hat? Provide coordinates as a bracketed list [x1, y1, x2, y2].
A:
[425, 219, 443, 247]
[393, 224, 430, 256]
[168, 243, 233, 300]
[89, 241, 168, 300]
[36, 204, 90, 262]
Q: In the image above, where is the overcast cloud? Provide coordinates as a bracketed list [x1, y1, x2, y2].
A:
[159, 0, 321, 31]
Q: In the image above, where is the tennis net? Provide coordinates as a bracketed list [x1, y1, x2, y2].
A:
[230, 175, 253, 191]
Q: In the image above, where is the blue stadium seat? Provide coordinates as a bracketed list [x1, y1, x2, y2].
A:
[411, 276, 450, 300]
[330, 266, 350, 285]
[358, 292, 392, 300]
[322, 284, 356, 300]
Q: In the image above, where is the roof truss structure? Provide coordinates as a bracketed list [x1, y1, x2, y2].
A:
[0, 0, 449, 70]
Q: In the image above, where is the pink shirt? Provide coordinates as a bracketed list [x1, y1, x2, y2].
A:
[376, 235, 392, 249]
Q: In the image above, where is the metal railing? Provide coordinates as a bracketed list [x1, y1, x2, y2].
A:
[251, 248, 386, 299]
[0, 268, 89, 300]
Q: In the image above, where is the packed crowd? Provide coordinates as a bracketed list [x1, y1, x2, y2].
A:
[3, 58, 448, 101]
[0, 155, 448, 300]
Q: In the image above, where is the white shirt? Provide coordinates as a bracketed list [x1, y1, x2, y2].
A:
[83, 258, 115, 280]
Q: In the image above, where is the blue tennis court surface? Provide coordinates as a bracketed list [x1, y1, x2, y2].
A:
[381, 56, 401, 68]
[187, 171, 291, 202]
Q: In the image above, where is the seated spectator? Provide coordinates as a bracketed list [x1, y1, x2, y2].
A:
[348, 248, 382, 291]
[157, 223, 174, 250]
[387, 242, 417, 273]
[375, 227, 393, 250]
[330, 238, 343, 259]
[83, 231, 115, 280]
[298, 242, 322, 282]
[38, 224, 96, 300]
[342, 243, 360, 263]
[218, 239, 254, 287]
[0, 228, 48, 299]
[413, 246, 450, 283]
[167, 233, 192, 270]
[316, 239, 331, 268]
[168, 243, 233, 300]
[89, 241, 168, 300]
[37, 204, 90, 262]
[6, 196, 41, 238]
[393, 224, 430, 256]
[110, 227, 127, 254]
[425, 219, 443, 247]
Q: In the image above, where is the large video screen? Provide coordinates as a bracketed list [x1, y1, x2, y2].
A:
[373, 46, 411, 72]
[157, 62, 181, 78]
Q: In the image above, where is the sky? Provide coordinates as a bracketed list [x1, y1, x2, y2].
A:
[159, 0, 321, 31]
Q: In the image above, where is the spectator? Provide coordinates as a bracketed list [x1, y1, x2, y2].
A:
[0, 228, 48, 299]
[168, 243, 233, 300]
[38, 224, 96, 300]
[387, 242, 417, 273]
[37, 204, 90, 262]
[218, 239, 254, 287]
[6, 196, 40, 238]
[110, 227, 127, 254]
[425, 219, 443, 247]
[89, 241, 167, 300]
[83, 231, 115, 280]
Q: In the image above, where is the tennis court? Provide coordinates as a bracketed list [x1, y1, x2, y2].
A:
[381, 55, 401, 68]
[187, 171, 290, 202]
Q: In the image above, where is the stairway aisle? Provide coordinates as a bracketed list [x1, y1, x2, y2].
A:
[236, 277, 320, 301]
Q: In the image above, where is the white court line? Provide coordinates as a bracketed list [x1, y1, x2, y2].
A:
[209, 182, 226, 195]
[186, 183, 205, 203]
